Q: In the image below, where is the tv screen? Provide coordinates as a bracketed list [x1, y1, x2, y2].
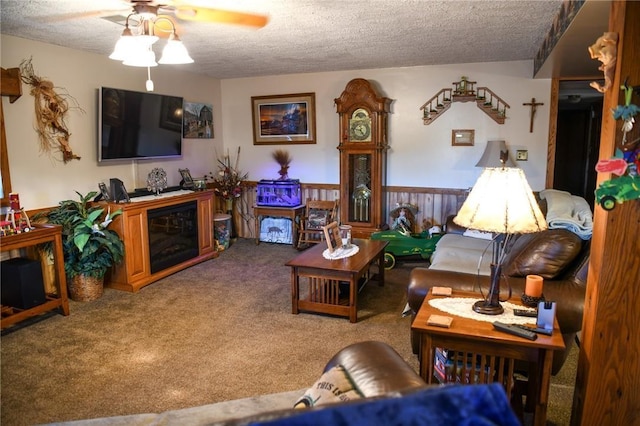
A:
[98, 87, 183, 162]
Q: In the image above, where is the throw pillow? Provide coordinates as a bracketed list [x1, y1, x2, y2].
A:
[293, 365, 364, 409]
[502, 230, 582, 279]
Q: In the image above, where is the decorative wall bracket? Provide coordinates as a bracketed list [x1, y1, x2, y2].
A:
[420, 77, 510, 125]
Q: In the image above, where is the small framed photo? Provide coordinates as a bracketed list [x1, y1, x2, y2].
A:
[322, 221, 343, 253]
[98, 182, 111, 201]
[179, 168, 194, 188]
[251, 93, 316, 145]
[451, 129, 475, 146]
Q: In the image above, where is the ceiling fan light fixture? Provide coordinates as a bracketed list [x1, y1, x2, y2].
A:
[123, 46, 158, 67]
[109, 27, 135, 61]
[158, 33, 194, 64]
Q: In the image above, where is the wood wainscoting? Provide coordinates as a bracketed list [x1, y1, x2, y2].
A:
[222, 182, 468, 240]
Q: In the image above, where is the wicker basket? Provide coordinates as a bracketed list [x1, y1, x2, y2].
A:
[68, 274, 104, 302]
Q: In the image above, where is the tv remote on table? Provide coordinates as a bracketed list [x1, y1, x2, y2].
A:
[512, 323, 553, 336]
[513, 309, 537, 317]
[493, 321, 538, 340]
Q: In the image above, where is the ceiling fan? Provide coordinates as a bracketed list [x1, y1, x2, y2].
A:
[45, 0, 269, 29]
[127, 0, 269, 28]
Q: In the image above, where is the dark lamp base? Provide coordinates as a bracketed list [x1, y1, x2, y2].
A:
[473, 299, 504, 315]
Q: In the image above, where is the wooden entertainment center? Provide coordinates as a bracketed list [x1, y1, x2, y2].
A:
[104, 190, 217, 293]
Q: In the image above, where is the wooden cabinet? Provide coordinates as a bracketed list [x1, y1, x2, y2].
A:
[0, 224, 70, 329]
[105, 190, 216, 292]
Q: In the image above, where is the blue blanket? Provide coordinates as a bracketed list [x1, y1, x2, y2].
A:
[253, 383, 520, 426]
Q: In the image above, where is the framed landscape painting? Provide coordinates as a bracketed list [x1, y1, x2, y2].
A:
[251, 93, 316, 145]
[183, 101, 213, 139]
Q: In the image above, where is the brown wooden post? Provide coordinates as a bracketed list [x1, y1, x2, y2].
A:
[571, 1, 640, 424]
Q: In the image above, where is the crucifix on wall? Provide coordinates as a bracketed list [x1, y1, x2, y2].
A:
[523, 98, 544, 133]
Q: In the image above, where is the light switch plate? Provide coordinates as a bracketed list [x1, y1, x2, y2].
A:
[516, 150, 528, 161]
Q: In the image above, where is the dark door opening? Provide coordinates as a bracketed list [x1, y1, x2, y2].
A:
[554, 81, 603, 209]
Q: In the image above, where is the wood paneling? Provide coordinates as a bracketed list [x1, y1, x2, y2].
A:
[232, 182, 467, 240]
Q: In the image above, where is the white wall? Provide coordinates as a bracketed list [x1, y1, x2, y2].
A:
[221, 61, 551, 191]
[1, 35, 222, 209]
[2, 34, 551, 211]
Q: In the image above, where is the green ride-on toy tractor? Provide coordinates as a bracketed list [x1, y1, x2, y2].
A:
[371, 225, 441, 269]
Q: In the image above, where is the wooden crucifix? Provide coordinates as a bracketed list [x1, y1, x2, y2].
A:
[523, 98, 544, 133]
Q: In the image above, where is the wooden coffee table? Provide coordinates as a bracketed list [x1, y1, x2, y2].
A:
[411, 290, 565, 426]
[286, 238, 388, 323]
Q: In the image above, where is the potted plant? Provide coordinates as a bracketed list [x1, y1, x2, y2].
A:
[36, 191, 124, 301]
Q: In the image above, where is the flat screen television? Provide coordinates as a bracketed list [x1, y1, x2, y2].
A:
[98, 87, 183, 162]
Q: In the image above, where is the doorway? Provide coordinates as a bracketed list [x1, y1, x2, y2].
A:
[553, 80, 603, 209]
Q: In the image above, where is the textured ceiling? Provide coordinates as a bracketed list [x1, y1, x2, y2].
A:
[1, 0, 581, 80]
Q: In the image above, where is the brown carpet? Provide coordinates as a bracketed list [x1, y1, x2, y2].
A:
[0, 238, 575, 425]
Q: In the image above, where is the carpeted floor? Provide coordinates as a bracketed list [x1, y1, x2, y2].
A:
[1, 238, 576, 425]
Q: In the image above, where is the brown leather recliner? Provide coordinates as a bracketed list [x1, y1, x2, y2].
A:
[407, 216, 590, 375]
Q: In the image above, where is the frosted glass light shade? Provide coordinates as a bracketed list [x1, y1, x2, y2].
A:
[123, 47, 158, 67]
[454, 167, 547, 234]
[109, 34, 136, 61]
[158, 35, 194, 64]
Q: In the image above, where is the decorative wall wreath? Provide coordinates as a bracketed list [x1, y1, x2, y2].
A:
[19, 57, 82, 163]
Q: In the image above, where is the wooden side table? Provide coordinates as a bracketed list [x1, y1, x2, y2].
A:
[1, 224, 70, 329]
[411, 290, 565, 426]
[253, 204, 304, 246]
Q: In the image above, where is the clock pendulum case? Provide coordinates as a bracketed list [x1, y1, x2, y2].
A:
[335, 78, 392, 238]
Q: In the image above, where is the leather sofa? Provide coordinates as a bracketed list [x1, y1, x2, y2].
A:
[408, 216, 590, 375]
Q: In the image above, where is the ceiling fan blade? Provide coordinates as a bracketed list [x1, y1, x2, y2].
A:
[174, 6, 268, 28]
[40, 9, 126, 23]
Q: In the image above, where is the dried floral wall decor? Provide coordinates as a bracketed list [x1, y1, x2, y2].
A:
[19, 58, 82, 163]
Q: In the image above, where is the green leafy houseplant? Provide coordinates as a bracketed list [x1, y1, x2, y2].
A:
[38, 191, 124, 279]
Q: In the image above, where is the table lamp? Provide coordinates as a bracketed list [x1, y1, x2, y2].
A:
[454, 140, 547, 314]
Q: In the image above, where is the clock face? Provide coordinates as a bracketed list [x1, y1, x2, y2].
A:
[349, 108, 371, 141]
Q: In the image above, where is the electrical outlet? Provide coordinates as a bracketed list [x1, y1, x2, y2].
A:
[516, 150, 528, 161]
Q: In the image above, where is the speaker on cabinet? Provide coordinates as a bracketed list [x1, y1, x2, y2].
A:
[1, 258, 47, 309]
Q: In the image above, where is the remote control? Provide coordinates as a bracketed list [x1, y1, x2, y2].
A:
[512, 324, 553, 336]
[493, 321, 538, 340]
[513, 309, 537, 317]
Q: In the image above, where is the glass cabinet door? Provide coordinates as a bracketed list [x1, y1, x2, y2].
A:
[348, 153, 372, 223]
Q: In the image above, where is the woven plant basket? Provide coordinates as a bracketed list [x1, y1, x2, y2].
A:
[68, 274, 104, 302]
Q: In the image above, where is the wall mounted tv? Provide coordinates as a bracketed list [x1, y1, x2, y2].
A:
[98, 87, 183, 162]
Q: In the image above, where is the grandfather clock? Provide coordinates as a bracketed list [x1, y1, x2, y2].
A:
[335, 78, 391, 238]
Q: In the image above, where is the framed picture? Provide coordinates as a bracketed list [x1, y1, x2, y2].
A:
[322, 221, 343, 253]
[183, 101, 214, 139]
[98, 182, 111, 201]
[451, 129, 474, 146]
[179, 168, 194, 188]
[251, 93, 316, 145]
[159, 96, 184, 132]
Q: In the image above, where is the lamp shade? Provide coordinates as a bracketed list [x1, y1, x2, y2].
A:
[123, 45, 158, 67]
[109, 31, 136, 61]
[454, 167, 547, 234]
[158, 34, 194, 64]
[476, 140, 516, 168]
